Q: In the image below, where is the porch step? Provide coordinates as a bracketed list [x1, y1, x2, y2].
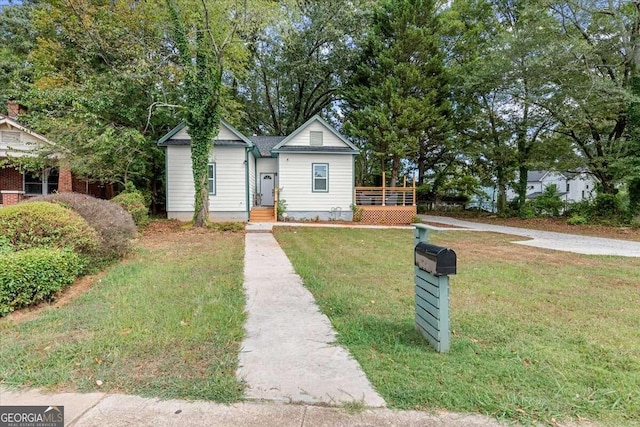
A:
[250, 207, 276, 222]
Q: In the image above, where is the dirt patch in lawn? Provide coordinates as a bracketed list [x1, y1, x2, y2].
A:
[443, 214, 640, 241]
[3, 272, 104, 324]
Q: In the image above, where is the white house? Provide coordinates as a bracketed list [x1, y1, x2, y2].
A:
[523, 170, 596, 203]
[470, 170, 597, 212]
[158, 115, 360, 222]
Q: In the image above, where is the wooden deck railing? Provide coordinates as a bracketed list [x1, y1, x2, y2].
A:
[354, 174, 416, 207]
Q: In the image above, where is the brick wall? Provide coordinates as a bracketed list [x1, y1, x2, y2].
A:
[58, 166, 73, 193]
[0, 166, 24, 205]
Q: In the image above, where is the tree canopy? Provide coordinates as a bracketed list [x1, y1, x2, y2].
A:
[2, 0, 640, 217]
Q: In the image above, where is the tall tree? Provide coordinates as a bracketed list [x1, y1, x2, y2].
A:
[542, 0, 640, 194]
[166, 0, 276, 226]
[344, 0, 451, 187]
[233, 0, 368, 135]
[446, 0, 559, 213]
[0, 0, 38, 113]
[17, 0, 177, 198]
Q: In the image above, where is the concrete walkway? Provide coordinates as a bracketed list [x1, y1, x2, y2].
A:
[0, 387, 504, 427]
[421, 215, 640, 257]
[237, 231, 385, 407]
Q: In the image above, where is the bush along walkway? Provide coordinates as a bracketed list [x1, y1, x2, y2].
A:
[237, 230, 386, 407]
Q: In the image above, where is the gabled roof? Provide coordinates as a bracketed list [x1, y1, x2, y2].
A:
[527, 171, 548, 182]
[157, 119, 253, 147]
[0, 115, 53, 146]
[271, 115, 359, 153]
[248, 135, 286, 157]
[273, 146, 358, 154]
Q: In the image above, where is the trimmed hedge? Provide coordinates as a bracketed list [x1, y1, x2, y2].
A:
[29, 193, 137, 258]
[111, 191, 148, 226]
[0, 248, 82, 317]
[0, 202, 100, 256]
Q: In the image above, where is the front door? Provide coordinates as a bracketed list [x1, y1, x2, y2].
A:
[260, 173, 275, 206]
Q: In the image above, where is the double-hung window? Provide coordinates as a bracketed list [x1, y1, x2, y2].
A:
[312, 163, 328, 192]
[208, 163, 216, 195]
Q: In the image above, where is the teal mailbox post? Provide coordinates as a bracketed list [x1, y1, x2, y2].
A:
[413, 224, 456, 353]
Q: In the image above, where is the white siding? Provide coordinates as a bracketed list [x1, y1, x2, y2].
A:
[218, 125, 238, 140]
[166, 145, 248, 214]
[540, 173, 565, 194]
[278, 153, 353, 212]
[166, 146, 195, 212]
[282, 121, 347, 148]
[208, 146, 248, 212]
[249, 152, 256, 209]
[567, 174, 596, 202]
[256, 158, 277, 176]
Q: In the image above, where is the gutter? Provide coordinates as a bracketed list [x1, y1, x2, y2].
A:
[245, 147, 251, 221]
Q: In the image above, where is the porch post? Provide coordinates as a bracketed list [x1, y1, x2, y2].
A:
[58, 163, 73, 193]
[412, 176, 416, 206]
[403, 176, 407, 206]
[382, 171, 386, 206]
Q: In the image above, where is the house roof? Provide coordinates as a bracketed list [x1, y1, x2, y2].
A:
[0, 114, 53, 146]
[160, 139, 247, 147]
[527, 171, 548, 182]
[157, 119, 253, 147]
[272, 146, 359, 154]
[271, 115, 359, 152]
[157, 115, 360, 156]
[248, 136, 286, 157]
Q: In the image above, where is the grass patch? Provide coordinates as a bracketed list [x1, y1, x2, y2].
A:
[273, 226, 640, 426]
[0, 228, 246, 402]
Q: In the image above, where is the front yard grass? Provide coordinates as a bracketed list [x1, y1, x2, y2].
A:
[274, 227, 640, 426]
[0, 226, 245, 402]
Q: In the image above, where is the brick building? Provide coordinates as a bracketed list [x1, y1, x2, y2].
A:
[0, 102, 103, 206]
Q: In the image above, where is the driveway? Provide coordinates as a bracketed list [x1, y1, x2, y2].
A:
[419, 215, 640, 257]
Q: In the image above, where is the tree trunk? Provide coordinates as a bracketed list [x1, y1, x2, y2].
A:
[497, 165, 507, 214]
[391, 156, 400, 187]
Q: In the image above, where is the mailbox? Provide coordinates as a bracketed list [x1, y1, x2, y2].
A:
[414, 243, 457, 276]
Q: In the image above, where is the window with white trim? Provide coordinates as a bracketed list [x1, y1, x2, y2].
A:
[312, 163, 328, 192]
[208, 163, 216, 195]
[24, 170, 43, 195]
[24, 168, 59, 195]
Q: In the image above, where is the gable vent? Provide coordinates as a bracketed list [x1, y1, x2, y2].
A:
[310, 131, 323, 146]
[1, 131, 20, 144]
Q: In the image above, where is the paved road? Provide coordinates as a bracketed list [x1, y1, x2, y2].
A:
[420, 215, 640, 257]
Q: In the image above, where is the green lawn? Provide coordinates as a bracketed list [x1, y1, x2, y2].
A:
[273, 227, 640, 426]
[0, 228, 246, 402]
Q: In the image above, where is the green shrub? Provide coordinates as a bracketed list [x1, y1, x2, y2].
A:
[0, 236, 13, 255]
[567, 215, 588, 225]
[0, 202, 100, 256]
[111, 186, 149, 226]
[531, 184, 564, 217]
[209, 222, 245, 232]
[593, 193, 621, 218]
[29, 193, 136, 258]
[565, 199, 593, 218]
[0, 248, 82, 317]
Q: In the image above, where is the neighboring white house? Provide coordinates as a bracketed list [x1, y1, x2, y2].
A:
[470, 170, 597, 212]
[521, 170, 596, 203]
[158, 115, 360, 222]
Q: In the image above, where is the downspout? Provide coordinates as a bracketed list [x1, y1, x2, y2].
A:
[245, 147, 250, 221]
